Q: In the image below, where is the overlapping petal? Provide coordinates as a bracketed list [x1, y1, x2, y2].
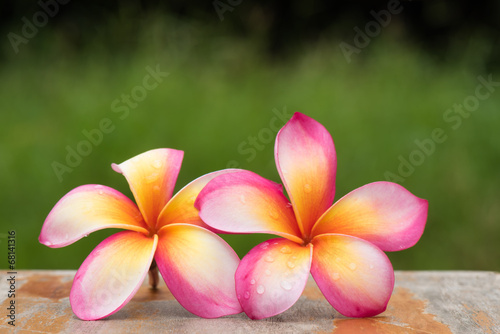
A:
[311, 182, 428, 251]
[196, 171, 302, 243]
[70, 231, 157, 320]
[275, 112, 336, 237]
[39, 185, 148, 248]
[157, 169, 239, 231]
[235, 238, 312, 319]
[112, 148, 184, 229]
[155, 224, 242, 318]
[310, 234, 394, 317]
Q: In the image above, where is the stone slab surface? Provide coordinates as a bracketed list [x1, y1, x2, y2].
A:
[1, 270, 499, 333]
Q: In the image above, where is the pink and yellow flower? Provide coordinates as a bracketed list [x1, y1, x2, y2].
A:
[196, 112, 428, 319]
[39, 149, 242, 320]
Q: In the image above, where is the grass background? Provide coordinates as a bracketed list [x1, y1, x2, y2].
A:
[1, 14, 499, 271]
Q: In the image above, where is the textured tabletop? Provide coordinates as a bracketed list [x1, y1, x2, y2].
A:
[1, 270, 499, 333]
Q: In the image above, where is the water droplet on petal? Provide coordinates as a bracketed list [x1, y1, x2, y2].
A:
[256, 285, 265, 294]
[244, 291, 250, 299]
[98, 190, 104, 195]
[44, 241, 52, 246]
[268, 209, 279, 220]
[152, 159, 163, 169]
[260, 242, 269, 249]
[287, 260, 296, 269]
[84, 234, 88, 238]
[349, 263, 357, 271]
[265, 269, 271, 276]
[145, 172, 159, 184]
[280, 246, 291, 254]
[239, 195, 246, 204]
[265, 255, 274, 263]
[286, 202, 293, 208]
[280, 280, 292, 291]
[250, 279, 256, 285]
[332, 272, 340, 281]
[303, 183, 312, 193]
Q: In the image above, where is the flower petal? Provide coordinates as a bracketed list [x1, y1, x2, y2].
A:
[157, 169, 240, 231]
[155, 224, 242, 318]
[275, 112, 336, 237]
[196, 170, 302, 243]
[70, 231, 157, 320]
[235, 238, 312, 319]
[311, 182, 428, 251]
[310, 234, 394, 317]
[112, 148, 184, 230]
[39, 185, 148, 248]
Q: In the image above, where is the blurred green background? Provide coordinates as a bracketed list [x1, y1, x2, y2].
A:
[1, 1, 499, 271]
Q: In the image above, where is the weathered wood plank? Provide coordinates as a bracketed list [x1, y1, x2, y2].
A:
[1, 270, 498, 333]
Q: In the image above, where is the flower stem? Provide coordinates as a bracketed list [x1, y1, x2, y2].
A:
[148, 259, 159, 290]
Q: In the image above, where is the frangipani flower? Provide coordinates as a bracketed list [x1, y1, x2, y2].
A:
[39, 149, 242, 320]
[196, 113, 428, 319]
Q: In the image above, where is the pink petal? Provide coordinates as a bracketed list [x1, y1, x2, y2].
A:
[196, 171, 302, 243]
[235, 238, 312, 320]
[39, 185, 148, 248]
[310, 234, 394, 317]
[112, 148, 184, 230]
[275, 112, 336, 238]
[311, 182, 428, 251]
[155, 224, 242, 318]
[157, 169, 240, 232]
[70, 231, 157, 320]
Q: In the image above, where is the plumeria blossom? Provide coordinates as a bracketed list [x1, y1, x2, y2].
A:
[196, 113, 428, 319]
[39, 149, 242, 320]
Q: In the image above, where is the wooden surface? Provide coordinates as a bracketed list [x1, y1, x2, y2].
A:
[1, 270, 498, 333]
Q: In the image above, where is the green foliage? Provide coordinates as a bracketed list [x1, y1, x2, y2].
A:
[1, 17, 498, 271]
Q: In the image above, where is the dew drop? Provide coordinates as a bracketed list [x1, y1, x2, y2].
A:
[44, 241, 52, 246]
[287, 260, 296, 269]
[256, 285, 265, 294]
[239, 195, 246, 204]
[84, 234, 88, 238]
[280, 246, 291, 254]
[145, 172, 159, 184]
[286, 202, 293, 208]
[98, 190, 104, 195]
[303, 183, 312, 193]
[265, 255, 274, 263]
[268, 209, 279, 220]
[244, 291, 250, 299]
[280, 280, 292, 291]
[152, 159, 163, 169]
[265, 269, 271, 276]
[349, 263, 357, 271]
[332, 272, 340, 281]
[250, 279, 256, 285]
[260, 242, 269, 249]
